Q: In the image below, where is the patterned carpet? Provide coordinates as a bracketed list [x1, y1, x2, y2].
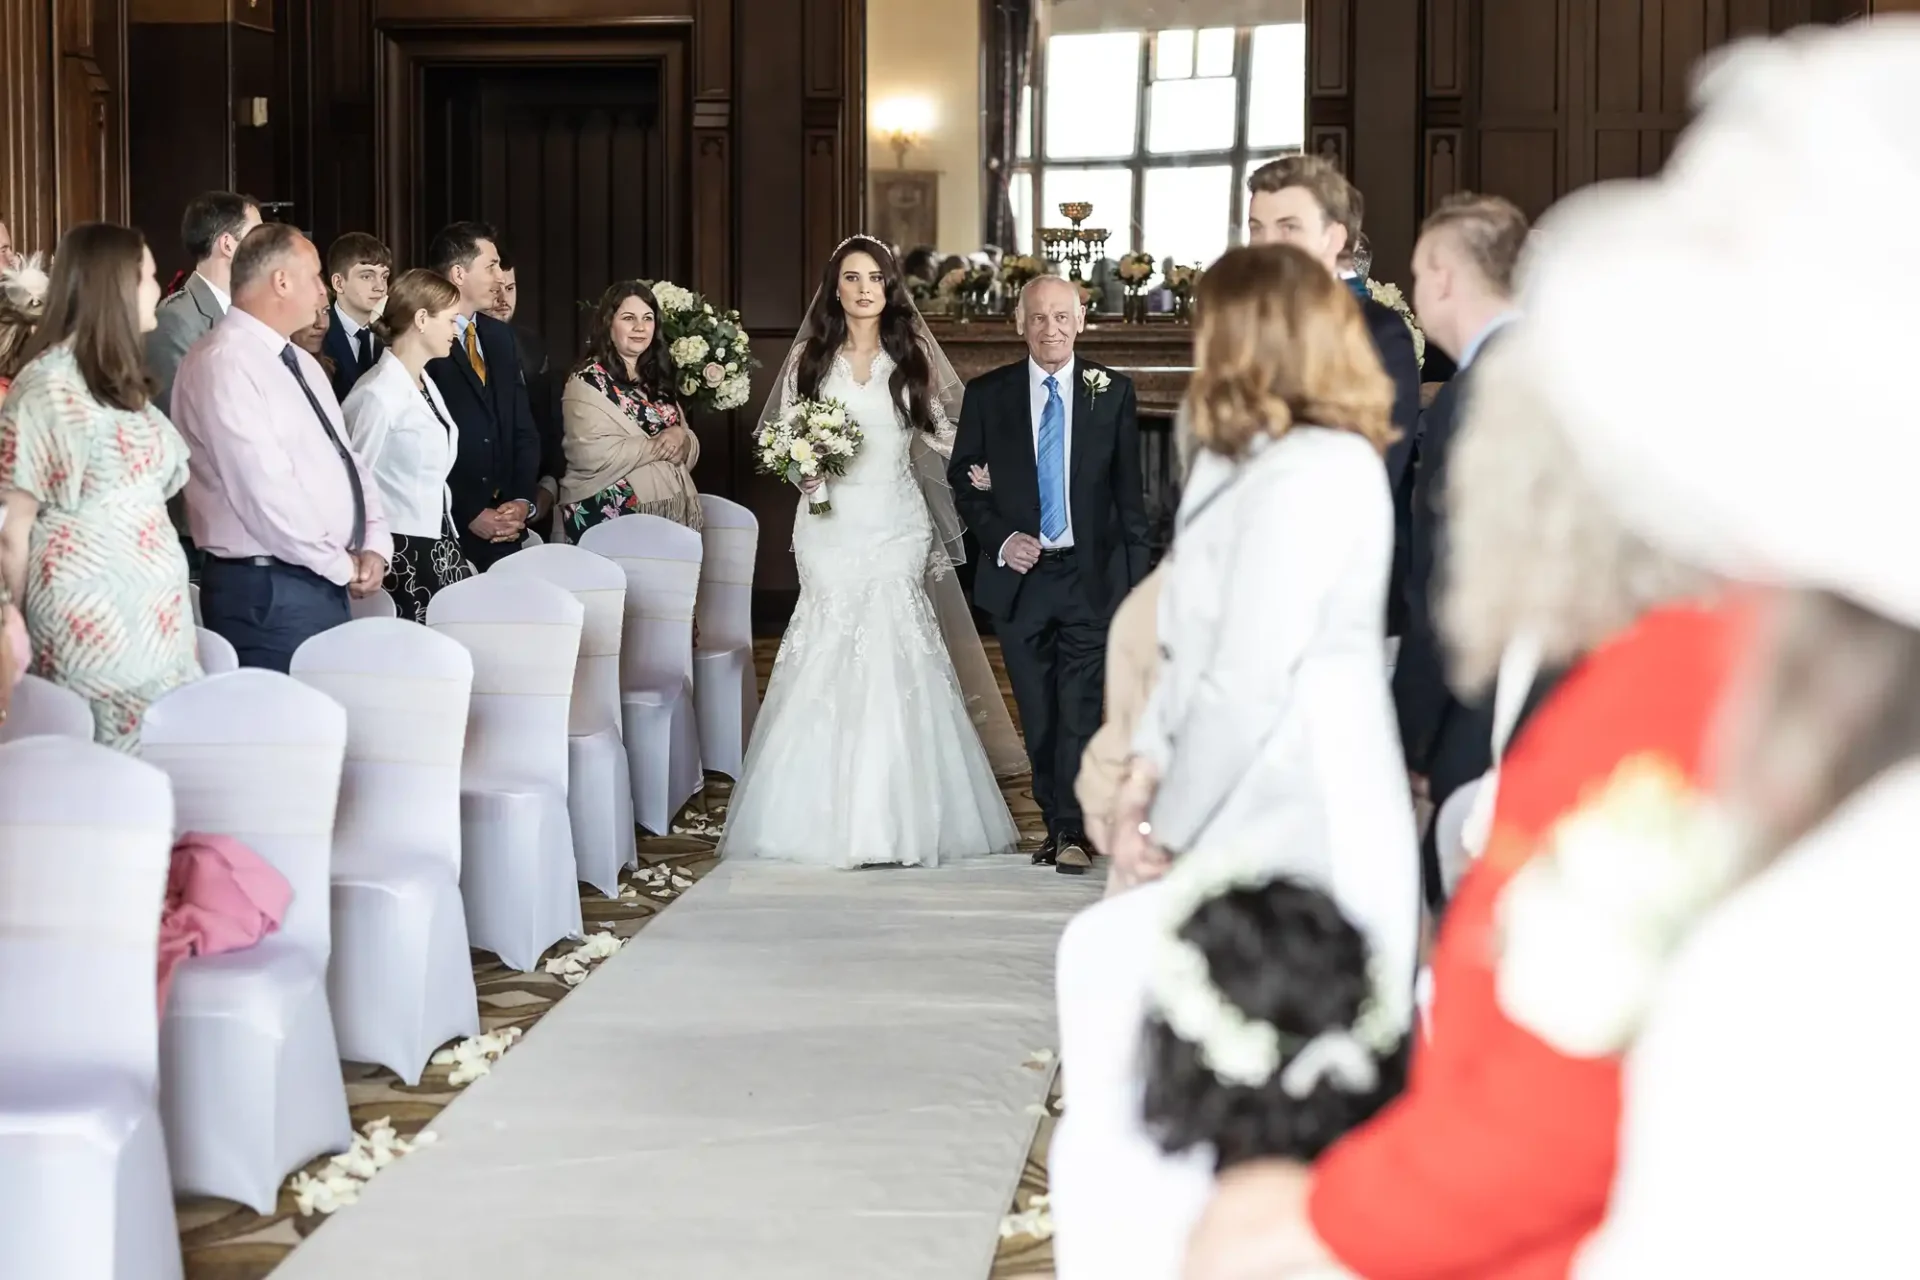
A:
[176, 639, 1066, 1280]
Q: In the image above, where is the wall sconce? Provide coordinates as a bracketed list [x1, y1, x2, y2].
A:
[873, 96, 934, 168]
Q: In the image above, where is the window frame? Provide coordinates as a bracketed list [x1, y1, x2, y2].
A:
[1010, 24, 1304, 260]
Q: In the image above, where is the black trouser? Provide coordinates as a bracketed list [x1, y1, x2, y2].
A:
[995, 549, 1109, 841]
[199, 556, 350, 674]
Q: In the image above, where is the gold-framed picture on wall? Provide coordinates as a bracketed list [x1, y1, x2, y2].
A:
[871, 170, 940, 251]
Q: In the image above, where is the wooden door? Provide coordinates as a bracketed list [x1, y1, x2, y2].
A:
[420, 62, 667, 368]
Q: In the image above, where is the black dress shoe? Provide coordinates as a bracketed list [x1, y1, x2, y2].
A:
[1031, 833, 1059, 866]
[1054, 834, 1091, 875]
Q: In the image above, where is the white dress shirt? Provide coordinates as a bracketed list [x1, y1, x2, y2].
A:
[195, 272, 230, 313]
[335, 302, 374, 365]
[998, 355, 1079, 565]
[340, 350, 459, 539]
[1029, 355, 1077, 548]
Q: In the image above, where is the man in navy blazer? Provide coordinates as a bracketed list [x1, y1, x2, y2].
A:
[321, 232, 391, 405]
[1247, 157, 1423, 635]
[423, 221, 541, 570]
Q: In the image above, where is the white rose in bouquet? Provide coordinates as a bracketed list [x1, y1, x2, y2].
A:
[755, 394, 862, 515]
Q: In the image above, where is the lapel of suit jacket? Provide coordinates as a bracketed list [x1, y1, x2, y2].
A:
[323, 317, 355, 376]
[457, 317, 496, 416]
[1002, 361, 1043, 520]
[1069, 358, 1102, 518]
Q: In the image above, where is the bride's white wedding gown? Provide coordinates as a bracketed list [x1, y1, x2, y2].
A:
[721, 351, 1020, 868]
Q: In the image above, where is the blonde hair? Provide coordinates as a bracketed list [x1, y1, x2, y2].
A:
[1185, 245, 1394, 458]
[1439, 332, 1708, 694]
[1419, 192, 1530, 296]
[371, 267, 460, 346]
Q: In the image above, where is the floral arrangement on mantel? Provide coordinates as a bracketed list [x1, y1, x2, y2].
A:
[1118, 251, 1157, 322]
[1163, 262, 1203, 321]
[642, 280, 758, 413]
[1366, 278, 1426, 369]
[1000, 254, 1045, 294]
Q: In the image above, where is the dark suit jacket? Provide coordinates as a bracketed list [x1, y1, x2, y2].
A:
[1392, 329, 1506, 804]
[510, 323, 566, 483]
[426, 311, 542, 567]
[1366, 296, 1423, 638]
[322, 308, 383, 407]
[947, 358, 1153, 620]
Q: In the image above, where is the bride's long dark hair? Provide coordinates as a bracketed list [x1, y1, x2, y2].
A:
[795, 236, 939, 434]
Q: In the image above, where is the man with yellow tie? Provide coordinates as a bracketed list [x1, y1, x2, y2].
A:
[425, 221, 542, 569]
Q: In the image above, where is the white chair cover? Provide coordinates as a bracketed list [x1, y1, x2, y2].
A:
[0, 738, 183, 1280]
[141, 670, 353, 1212]
[0, 673, 93, 742]
[522, 529, 544, 547]
[579, 514, 704, 833]
[188, 582, 201, 626]
[291, 620, 480, 1084]
[348, 588, 399, 621]
[427, 574, 584, 971]
[490, 544, 636, 897]
[195, 626, 239, 675]
[692, 494, 759, 780]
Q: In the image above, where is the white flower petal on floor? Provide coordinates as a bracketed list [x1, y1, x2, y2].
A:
[1024, 1048, 1056, 1068]
[287, 1116, 439, 1216]
[998, 1202, 1056, 1241]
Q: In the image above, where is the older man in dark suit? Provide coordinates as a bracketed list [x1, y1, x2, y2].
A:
[1395, 192, 1529, 908]
[424, 221, 541, 570]
[948, 275, 1153, 874]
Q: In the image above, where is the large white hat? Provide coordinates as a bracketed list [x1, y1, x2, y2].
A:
[1522, 19, 1920, 627]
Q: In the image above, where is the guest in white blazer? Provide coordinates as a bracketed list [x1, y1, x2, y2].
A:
[1048, 244, 1420, 1280]
[341, 268, 476, 621]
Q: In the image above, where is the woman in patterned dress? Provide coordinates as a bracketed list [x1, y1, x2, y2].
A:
[341, 268, 476, 621]
[0, 223, 200, 749]
[557, 280, 702, 537]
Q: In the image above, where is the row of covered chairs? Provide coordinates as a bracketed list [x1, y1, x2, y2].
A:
[0, 502, 760, 1279]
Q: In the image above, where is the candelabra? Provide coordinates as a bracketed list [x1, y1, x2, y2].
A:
[1040, 202, 1109, 282]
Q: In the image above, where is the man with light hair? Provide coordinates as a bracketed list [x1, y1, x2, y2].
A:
[949, 272, 1153, 875]
[1396, 190, 1530, 909]
[172, 222, 391, 671]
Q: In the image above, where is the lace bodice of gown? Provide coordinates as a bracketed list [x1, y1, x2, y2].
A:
[792, 350, 935, 582]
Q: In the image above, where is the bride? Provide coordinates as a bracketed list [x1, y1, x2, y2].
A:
[720, 236, 1024, 869]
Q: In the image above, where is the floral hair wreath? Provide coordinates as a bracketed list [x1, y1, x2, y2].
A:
[1144, 841, 1408, 1097]
[0, 253, 50, 322]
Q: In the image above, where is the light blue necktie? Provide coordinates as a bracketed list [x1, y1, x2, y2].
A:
[1037, 375, 1067, 542]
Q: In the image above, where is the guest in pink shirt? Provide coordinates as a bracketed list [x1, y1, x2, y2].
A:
[170, 223, 392, 671]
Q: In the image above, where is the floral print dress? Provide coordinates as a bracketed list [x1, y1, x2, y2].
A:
[557, 362, 703, 536]
[0, 346, 200, 748]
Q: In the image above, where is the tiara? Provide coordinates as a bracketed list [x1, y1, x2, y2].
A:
[832, 233, 882, 256]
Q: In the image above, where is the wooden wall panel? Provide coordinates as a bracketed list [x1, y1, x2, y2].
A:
[1, 0, 128, 254]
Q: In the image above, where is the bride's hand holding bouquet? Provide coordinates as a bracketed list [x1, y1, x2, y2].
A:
[756, 395, 862, 514]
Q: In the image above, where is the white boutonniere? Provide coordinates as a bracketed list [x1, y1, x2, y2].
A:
[1082, 367, 1111, 400]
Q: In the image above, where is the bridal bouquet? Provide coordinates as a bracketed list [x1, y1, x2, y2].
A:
[642, 279, 759, 413]
[756, 395, 862, 515]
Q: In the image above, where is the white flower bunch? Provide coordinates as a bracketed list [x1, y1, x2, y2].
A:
[638, 278, 759, 413]
[1495, 755, 1747, 1057]
[1366, 278, 1427, 369]
[652, 281, 697, 314]
[755, 394, 862, 514]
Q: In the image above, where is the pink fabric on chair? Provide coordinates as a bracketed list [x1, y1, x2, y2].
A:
[157, 831, 293, 1012]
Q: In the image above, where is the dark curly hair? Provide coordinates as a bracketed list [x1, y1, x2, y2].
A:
[1142, 877, 1408, 1171]
[795, 236, 939, 434]
[575, 279, 678, 397]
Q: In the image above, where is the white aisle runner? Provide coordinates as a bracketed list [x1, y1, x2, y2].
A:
[273, 856, 1101, 1280]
